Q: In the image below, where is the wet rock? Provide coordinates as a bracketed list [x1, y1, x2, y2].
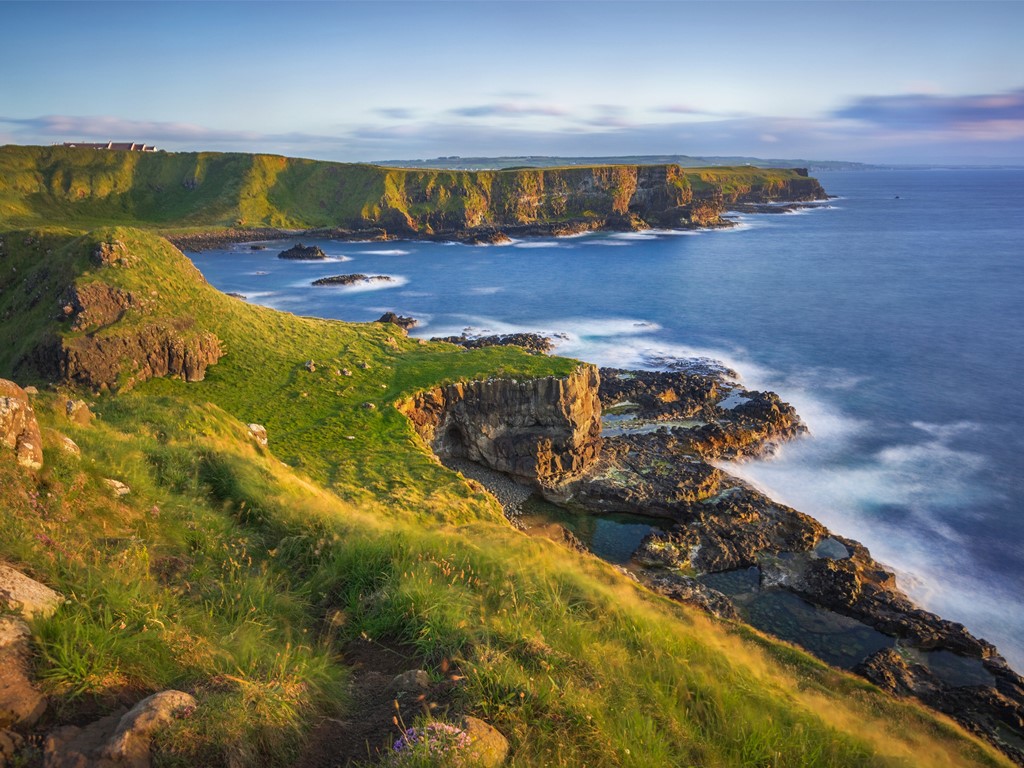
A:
[311, 274, 392, 286]
[247, 424, 268, 447]
[277, 243, 327, 260]
[0, 564, 63, 620]
[0, 380, 43, 470]
[640, 572, 739, 621]
[856, 648, 1024, 765]
[458, 716, 509, 768]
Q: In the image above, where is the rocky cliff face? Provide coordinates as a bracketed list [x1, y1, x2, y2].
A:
[57, 322, 223, 391]
[400, 365, 602, 490]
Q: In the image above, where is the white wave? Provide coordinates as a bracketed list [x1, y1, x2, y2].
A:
[362, 248, 412, 256]
[323, 255, 354, 262]
[590, 239, 633, 247]
[470, 287, 504, 295]
[236, 291, 277, 301]
[512, 240, 563, 249]
[644, 228, 700, 237]
[610, 232, 659, 241]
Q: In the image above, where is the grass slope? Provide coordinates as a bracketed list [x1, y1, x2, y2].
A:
[0, 228, 1012, 767]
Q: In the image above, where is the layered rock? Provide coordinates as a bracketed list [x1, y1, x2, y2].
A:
[59, 323, 223, 390]
[400, 365, 602, 490]
[0, 380, 43, 470]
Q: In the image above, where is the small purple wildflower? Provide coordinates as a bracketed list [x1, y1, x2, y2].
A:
[392, 721, 471, 760]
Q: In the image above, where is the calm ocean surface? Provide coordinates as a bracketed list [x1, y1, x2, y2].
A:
[187, 169, 1024, 669]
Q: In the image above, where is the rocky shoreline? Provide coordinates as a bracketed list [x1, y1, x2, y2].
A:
[403, 343, 1024, 764]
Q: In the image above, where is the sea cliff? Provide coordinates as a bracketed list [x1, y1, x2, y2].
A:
[0, 146, 826, 242]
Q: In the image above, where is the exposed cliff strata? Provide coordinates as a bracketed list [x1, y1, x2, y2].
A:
[400, 365, 602, 490]
[58, 322, 222, 390]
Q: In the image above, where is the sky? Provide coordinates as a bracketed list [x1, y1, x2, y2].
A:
[2, 0, 1024, 164]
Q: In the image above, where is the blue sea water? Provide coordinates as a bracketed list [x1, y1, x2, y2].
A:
[187, 169, 1024, 669]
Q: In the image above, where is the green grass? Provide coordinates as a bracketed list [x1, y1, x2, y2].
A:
[0, 224, 1012, 767]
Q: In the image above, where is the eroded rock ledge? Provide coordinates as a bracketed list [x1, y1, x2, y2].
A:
[400, 364, 602, 490]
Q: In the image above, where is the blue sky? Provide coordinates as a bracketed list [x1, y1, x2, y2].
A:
[2, 1, 1023, 164]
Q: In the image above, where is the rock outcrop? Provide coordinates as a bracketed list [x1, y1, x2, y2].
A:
[58, 323, 223, 390]
[400, 365, 602, 490]
[431, 333, 555, 355]
[278, 243, 327, 260]
[0, 380, 43, 470]
[311, 274, 392, 286]
[376, 312, 417, 331]
[0, 564, 64, 620]
[44, 690, 196, 768]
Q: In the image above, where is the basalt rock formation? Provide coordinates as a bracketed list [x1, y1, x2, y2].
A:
[404, 361, 1023, 762]
[278, 243, 327, 260]
[400, 365, 602, 491]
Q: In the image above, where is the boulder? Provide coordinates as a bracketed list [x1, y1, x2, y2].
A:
[103, 479, 131, 497]
[0, 564, 63, 620]
[0, 616, 47, 729]
[247, 424, 268, 447]
[0, 728, 25, 766]
[64, 399, 93, 425]
[0, 380, 44, 470]
[458, 716, 509, 768]
[44, 690, 196, 768]
[387, 669, 430, 693]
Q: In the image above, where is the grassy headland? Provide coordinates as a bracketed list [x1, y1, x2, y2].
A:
[0, 145, 824, 236]
[0, 152, 1011, 766]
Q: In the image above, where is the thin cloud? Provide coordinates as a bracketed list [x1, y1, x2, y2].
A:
[375, 107, 416, 120]
[449, 102, 568, 118]
[834, 87, 1024, 136]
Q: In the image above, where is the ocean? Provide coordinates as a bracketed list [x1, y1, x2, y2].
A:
[186, 169, 1024, 670]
